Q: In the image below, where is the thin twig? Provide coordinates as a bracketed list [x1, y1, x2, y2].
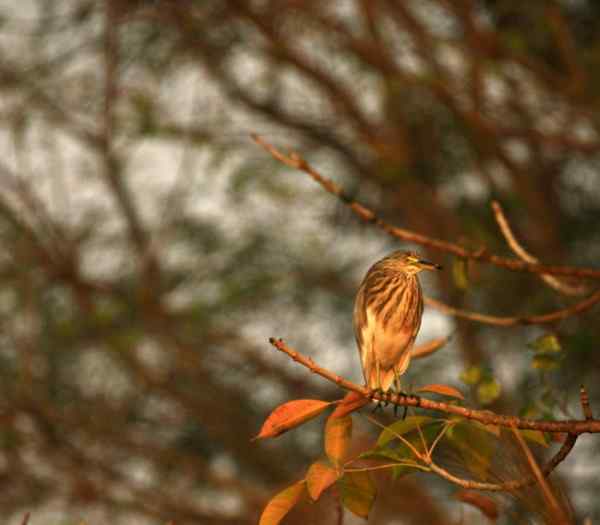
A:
[252, 134, 600, 280]
[268, 337, 600, 434]
[412, 335, 452, 359]
[511, 426, 572, 524]
[364, 413, 424, 461]
[344, 461, 428, 473]
[428, 420, 453, 457]
[414, 416, 429, 457]
[580, 385, 593, 420]
[492, 200, 588, 296]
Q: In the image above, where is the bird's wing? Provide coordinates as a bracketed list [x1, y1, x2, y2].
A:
[374, 308, 418, 368]
[373, 285, 424, 372]
[353, 283, 372, 384]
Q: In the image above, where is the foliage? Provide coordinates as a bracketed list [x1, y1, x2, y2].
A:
[0, 1, 599, 523]
[256, 387, 553, 522]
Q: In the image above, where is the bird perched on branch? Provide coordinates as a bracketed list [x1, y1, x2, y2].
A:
[353, 251, 441, 393]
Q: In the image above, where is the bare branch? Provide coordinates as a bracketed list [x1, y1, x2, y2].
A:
[492, 200, 588, 296]
[580, 385, 593, 421]
[412, 336, 452, 359]
[268, 338, 600, 434]
[511, 426, 573, 524]
[253, 135, 600, 327]
[252, 134, 600, 280]
[424, 291, 600, 327]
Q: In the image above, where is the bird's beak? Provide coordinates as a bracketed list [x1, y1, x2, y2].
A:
[417, 259, 442, 271]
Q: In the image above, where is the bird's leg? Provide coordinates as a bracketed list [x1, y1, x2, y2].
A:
[393, 370, 408, 419]
[368, 386, 387, 413]
[371, 391, 384, 413]
[368, 362, 389, 412]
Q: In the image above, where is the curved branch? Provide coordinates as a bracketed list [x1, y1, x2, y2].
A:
[411, 335, 452, 359]
[268, 337, 600, 434]
[424, 291, 600, 327]
[252, 134, 600, 280]
[510, 425, 570, 522]
[492, 200, 588, 296]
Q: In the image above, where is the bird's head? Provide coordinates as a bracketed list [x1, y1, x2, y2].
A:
[386, 251, 442, 275]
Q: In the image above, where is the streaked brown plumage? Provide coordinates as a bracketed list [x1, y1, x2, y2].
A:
[353, 251, 441, 392]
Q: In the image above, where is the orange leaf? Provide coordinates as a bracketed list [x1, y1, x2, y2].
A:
[254, 400, 332, 440]
[325, 415, 352, 466]
[455, 490, 498, 520]
[416, 383, 464, 400]
[259, 480, 305, 525]
[331, 391, 369, 418]
[306, 461, 340, 501]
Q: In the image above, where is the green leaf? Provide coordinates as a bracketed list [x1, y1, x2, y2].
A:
[376, 416, 433, 447]
[392, 463, 427, 480]
[468, 420, 500, 437]
[477, 379, 501, 405]
[531, 354, 563, 370]
[528, 334, 561, 354]
[359, 446, 410, 463]
[259, 480, 305, 525]
[338, 471, 376, 518]
[452, 258, 469, 290]
[364, 419, 445, 466]
[519, 429, 548, 448]
[460, 366, 482, 386]
[446, 420, 494, 478]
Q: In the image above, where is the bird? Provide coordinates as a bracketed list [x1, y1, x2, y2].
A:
[353, 251, 441, 394]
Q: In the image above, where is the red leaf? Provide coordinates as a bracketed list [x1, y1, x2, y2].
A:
[325, 415, 352, 466]
[331, 392, 369, 418]
[306, 461, 340, 501]
[455, 490, 498, 520]
[254, 399, 332, 440]
[416, 383, 464, 400]
[259, 481, 305, 525]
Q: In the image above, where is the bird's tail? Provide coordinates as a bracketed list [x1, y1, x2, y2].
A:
[369, 352, 412, 392]
[370, 366, 402, 392]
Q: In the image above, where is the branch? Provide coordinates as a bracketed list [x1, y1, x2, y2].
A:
[359, 381, 577, 493]
[252, 134, 600, 280]
[412, 335, 452, 359]
[102, 3, 159, 276]
[511, 426, 571, 523]
[580, 384, 593, 421]
[492, 200, 588, 296]
[424, 291, 600, 327]
[268, 338, 600, 434]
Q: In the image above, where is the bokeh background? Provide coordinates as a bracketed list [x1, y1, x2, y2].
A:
[0, 1, 599, 523]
